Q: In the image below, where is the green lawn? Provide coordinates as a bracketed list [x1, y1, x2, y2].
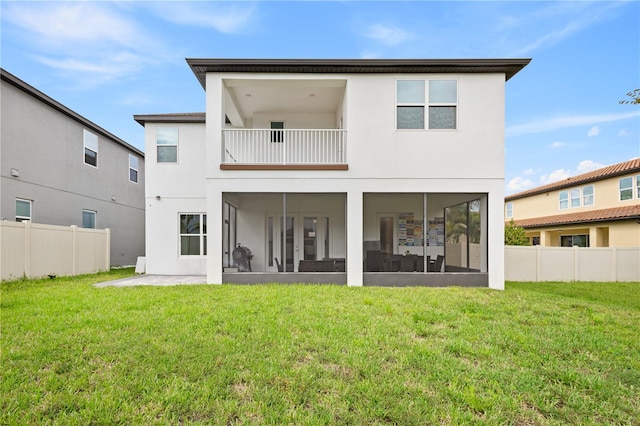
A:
[2, 270, 639, 425]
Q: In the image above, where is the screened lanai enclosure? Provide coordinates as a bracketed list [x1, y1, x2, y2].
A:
[221, 192, 490, 286]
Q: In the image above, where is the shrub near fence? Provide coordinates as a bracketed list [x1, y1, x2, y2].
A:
[0, 221, 110, 281]
[505, 245, 640, 282]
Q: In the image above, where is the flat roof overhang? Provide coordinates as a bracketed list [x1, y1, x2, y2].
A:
[187, 58, 532, 89]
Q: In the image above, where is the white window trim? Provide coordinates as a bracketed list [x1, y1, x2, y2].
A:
[129, 154, 139, 183]
[395, 79, 458, 131]
[83, 129, 98, 168]
[582, 184, 595, 206]
[82, 209, 97, 229]
[16, 198, 32, 222]
[179, 213, 207, 256]
[619, 176, 634, 201]
[559, 190, 569, 210]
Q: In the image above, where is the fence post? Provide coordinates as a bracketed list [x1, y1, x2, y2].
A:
[70, 225, 77, 275]
[24, 221, 31, 278]
[535, 245, 541, 281]
[573, 246, 579, 282]
[105, 228, 111, 271]
[611, 247, 617, 282]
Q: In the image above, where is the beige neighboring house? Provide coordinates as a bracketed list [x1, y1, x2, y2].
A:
[505, 158, 640, 247]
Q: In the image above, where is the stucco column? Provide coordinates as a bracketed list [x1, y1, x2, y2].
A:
[589, 226, 598, 247]
[207, 183, 223, 284]
[488, 190, 505, 290]
[346, 190, 363, 286]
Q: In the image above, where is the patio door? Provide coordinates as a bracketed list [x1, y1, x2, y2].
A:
[273, 214, 325, 271]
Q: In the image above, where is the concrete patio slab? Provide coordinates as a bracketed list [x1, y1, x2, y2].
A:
[94, 275, 207, 287]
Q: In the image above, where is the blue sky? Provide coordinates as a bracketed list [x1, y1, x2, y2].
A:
[2, 0, 639, 194]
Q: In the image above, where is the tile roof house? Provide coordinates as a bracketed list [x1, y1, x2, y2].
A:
[135, 58, 530, 289]
[505, 158, 640, 247]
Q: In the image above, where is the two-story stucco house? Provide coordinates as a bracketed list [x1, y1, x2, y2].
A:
[505, 158, 640, 247]
[134, 58, 529, 289]
[1, 69, 145, 266]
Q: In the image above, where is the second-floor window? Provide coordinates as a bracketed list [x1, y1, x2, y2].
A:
[560, 185, 595, 209]
[157, 127, 178, 163]
[619, 177, 633, 201]
[396, 80, 457, 130]
[506, 202, 513, 218]
[582, 185, 594, 206]
[129, 154, 139, 183]
[84, 130, 98, 167]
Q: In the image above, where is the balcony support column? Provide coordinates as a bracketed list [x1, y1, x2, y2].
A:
[346, 190, 363, 286]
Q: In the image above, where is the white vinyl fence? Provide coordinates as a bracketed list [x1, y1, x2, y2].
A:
[505, 246, 640, 282]
[1, 221, 110, 281]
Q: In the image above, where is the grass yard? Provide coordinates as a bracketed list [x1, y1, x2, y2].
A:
[1, 270, 639, 425]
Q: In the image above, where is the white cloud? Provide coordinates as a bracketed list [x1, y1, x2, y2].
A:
[618, 129, 630, 137]
[587, 126, 600, 137]
[3, 2, 144, 50]
[147, 3, 256, 34]
[509, 1, 624, 56]
[550, 142, 566, 148]
[507, 176, 536, 192]
[540, 169, 572, 185]
[576, 159, 605, 174]
[506, 111, 640, 137]
[362, 24, 413, 46]
[523, 168, 535, 176]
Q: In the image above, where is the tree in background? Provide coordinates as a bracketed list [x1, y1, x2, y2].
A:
[504, 219, 529, 246]
[619, 89, 640, 105]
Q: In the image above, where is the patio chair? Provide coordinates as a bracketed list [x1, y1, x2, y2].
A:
[429, 255, 444, 272]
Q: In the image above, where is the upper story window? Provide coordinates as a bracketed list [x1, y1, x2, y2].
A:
[157, 127, 178, 163]
[560, 185, 596, 209]
[582, 185, 594, 206]
[637, 175, 640, 198]
[180, 213, 207, 256]
[129, 154, 139, 183]
[83, 130, 98, 167]
[570, 188, 580, 208]
[505, 202, 513, 218]
[619, 177, 633, 201]
[559, 191, 569, 209]
[396, 80, 457, 130]
[16, 199, 32, 222]
[82, 209, 96, 228]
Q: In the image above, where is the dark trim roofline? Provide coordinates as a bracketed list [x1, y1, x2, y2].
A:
[134, 113, 206, 126]
[187, 58, 531, 89]
[1, 68, 144, 157]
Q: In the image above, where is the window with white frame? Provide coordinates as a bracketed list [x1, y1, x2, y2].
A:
[82, 210, 96, 228]
[83, 130, 98, 167]
[396, 80, 457, 130]
[506, 202, 513, 218]
[15, 199, 32, 222]
[180, 214, 207, 256]
[570, 188, 581, 208]
[619, 177, 633, 201]
[559, 190, 569, 209]
[129, 154, 139, 183]
[582, 185, 594, 206]
[157, 127, 178, 163]
[637, 175, 640, 198]
[561, 234, 589, 247]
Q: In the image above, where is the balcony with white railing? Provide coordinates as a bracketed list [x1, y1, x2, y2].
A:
[221, 129, 347, 170]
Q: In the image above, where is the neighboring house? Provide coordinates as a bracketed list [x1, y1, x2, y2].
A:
[134, 58, 529, 289]
[1, 69, 145, 266]
[505, 158, 640, 247]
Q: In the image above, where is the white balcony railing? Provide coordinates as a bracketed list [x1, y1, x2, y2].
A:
[222, 129, 346, 165]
